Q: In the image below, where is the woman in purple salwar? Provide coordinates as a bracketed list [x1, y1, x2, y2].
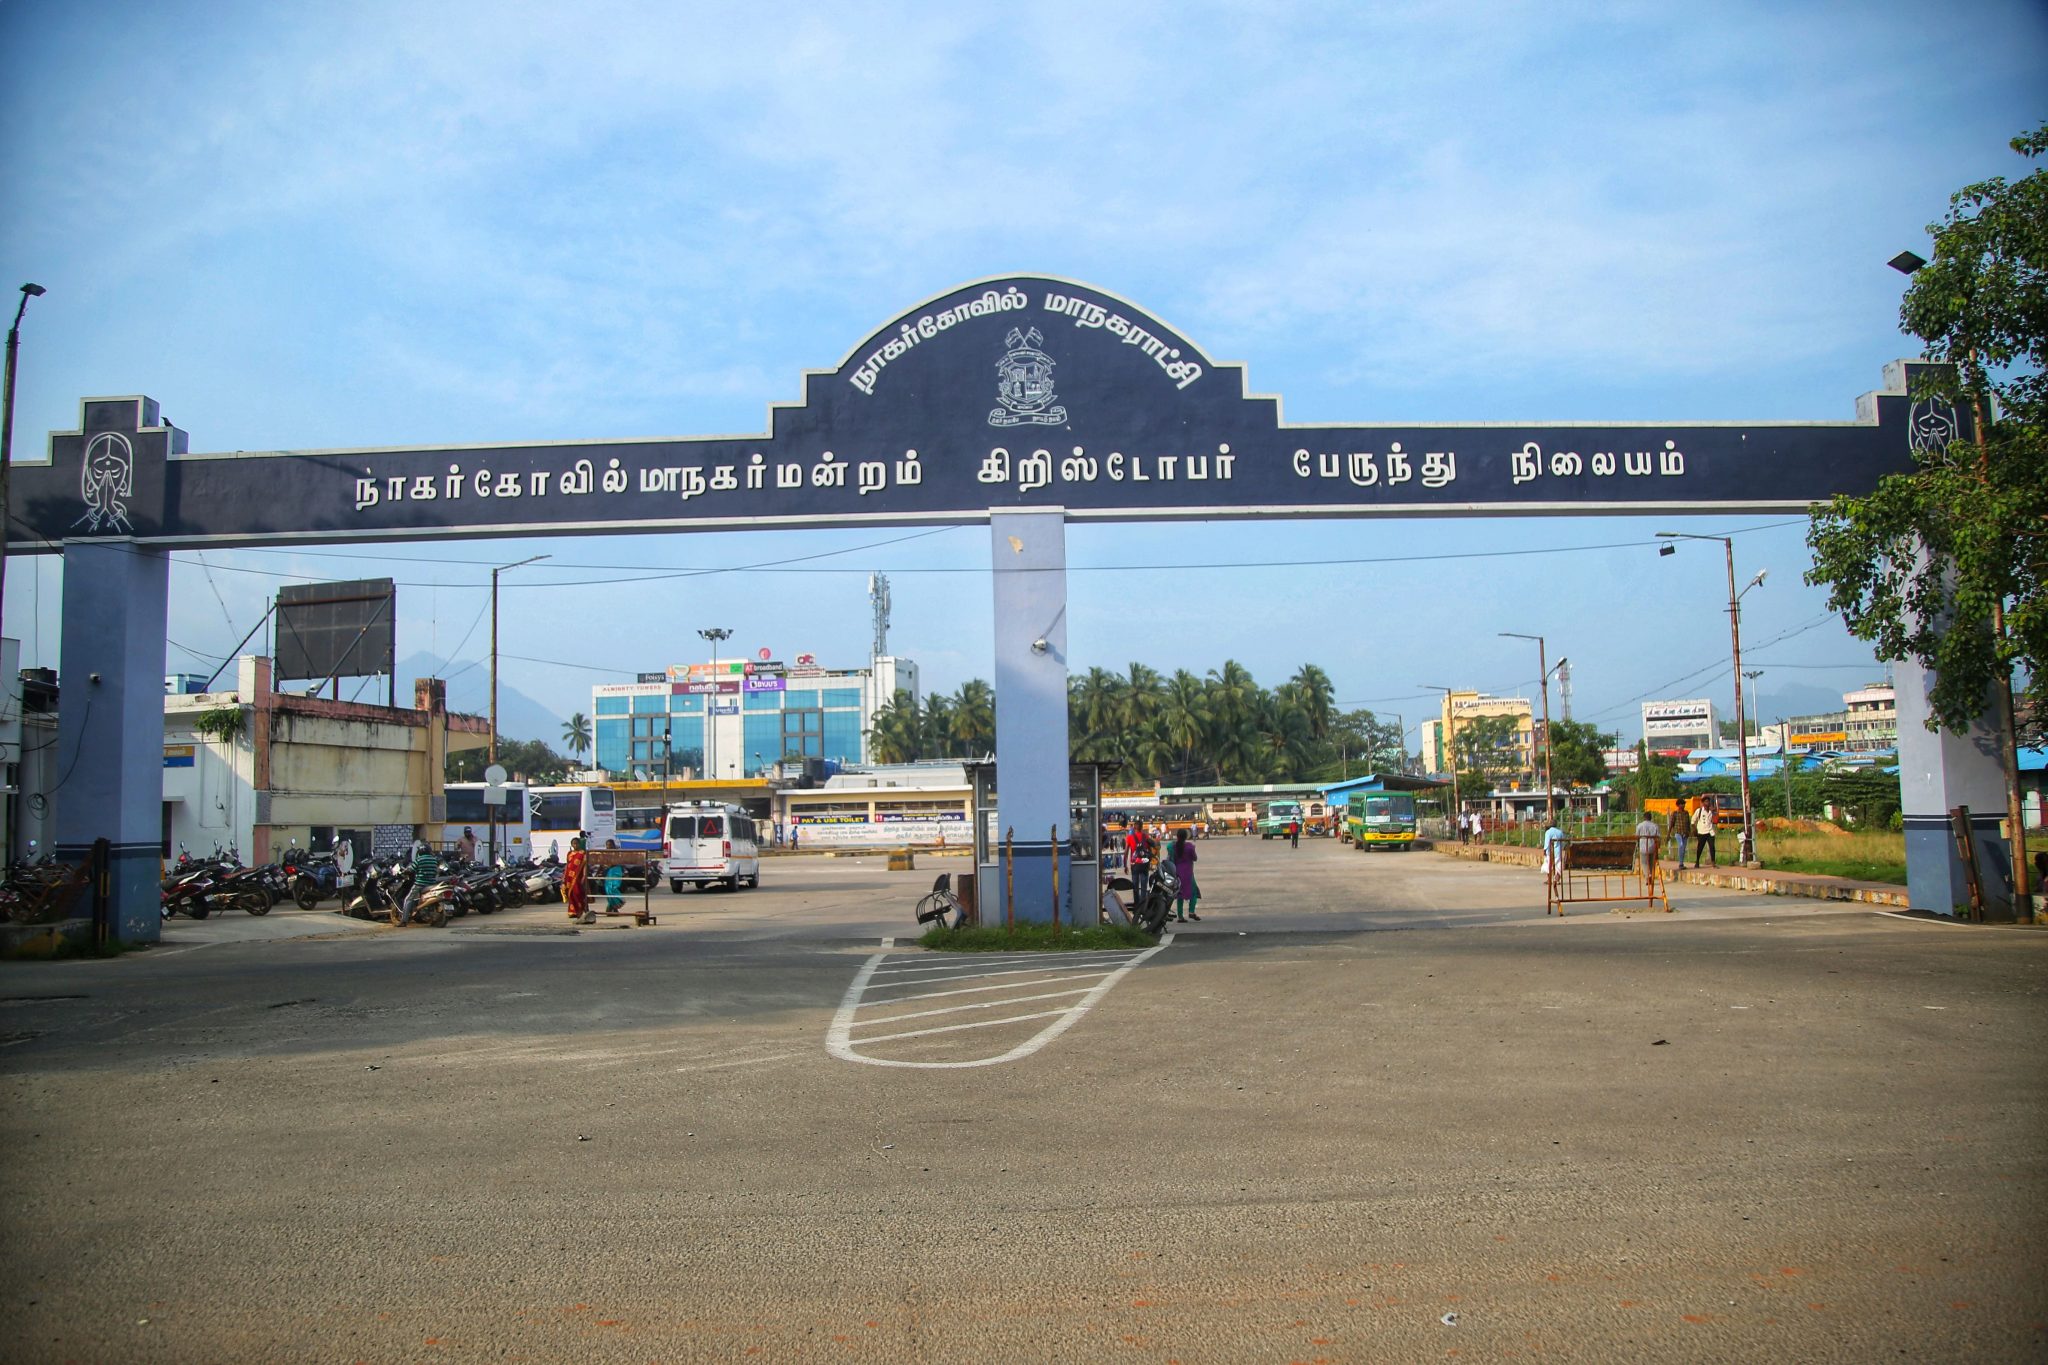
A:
[1170, 829, 1201, 922]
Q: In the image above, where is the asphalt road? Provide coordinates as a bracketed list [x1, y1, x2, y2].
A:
[2, 838, 2043, 1362]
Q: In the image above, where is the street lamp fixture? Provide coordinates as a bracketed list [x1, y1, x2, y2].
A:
[1657, 532, 1762, 865]
[1500, 632, 1557, 824]
[698, 627, 732, 780]
[0, 282, 49, 652]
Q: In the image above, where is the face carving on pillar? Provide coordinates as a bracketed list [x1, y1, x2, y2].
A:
[1907, 397, 1961, 457]
[75, 431, 136, 533]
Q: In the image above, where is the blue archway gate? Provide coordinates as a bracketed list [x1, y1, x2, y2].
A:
[7, 274, 1989, 939]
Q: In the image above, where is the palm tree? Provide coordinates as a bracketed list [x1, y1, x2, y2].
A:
[1205, 660, 1265, 781]
[866, 689, 922, 763]
[1160, 669, 1211, 782]
[1121, 662, 1163, 733]
[1256, 694, 1316, 780]
[921, 695, 955, 758]
[951, 679, 996, 757]
[1288, 663, 1336, 741]
[561, 712, 592, 763]
[1070, 666, 1121, 763]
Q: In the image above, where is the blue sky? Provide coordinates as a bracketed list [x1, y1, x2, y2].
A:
[2, 0, 2043, 749]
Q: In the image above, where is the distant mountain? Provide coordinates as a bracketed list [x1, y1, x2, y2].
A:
[387, 651, 563, 748]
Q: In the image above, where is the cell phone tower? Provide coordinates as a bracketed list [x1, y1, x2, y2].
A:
[1556, 657, 1573, 722]
[869, 572, 891, 662]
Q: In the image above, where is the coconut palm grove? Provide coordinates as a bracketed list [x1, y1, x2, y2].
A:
[865, 662, 1416, 786]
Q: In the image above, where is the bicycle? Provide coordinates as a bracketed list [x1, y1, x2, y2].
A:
[914, 873, 973, 930]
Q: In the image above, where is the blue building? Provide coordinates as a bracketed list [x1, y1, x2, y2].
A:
[591, 655, 916, 782]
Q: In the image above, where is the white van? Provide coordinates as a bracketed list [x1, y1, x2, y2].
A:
[664, 803, 762, 892]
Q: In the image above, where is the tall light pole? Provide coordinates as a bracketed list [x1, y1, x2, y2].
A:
[698, 627, 732, 781]
[1658, 533, 1764, 865]
[1420, 684, 1459, 833]
[490, 554, 550, 765]
[0, 283, 48, 650]
[1500, 632, 1555, 825]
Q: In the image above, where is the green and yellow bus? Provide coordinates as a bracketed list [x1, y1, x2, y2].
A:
[1346, 792, 1418, 851]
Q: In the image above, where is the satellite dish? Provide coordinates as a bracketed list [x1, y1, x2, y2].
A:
[484, 763, 509, 786]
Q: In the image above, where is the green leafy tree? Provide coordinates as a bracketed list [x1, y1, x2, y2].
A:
[448, 737, 569, 784]
[1452, 713, 1521, 795]
[1806, 122, 2045, 909]
[1546, 719, 1617, 790]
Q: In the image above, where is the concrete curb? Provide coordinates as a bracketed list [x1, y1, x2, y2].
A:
[1434, 842, 1912, 907]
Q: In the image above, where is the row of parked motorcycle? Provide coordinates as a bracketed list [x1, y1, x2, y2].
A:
[336, 852, 567, 928]
[160, 843, 571, 925]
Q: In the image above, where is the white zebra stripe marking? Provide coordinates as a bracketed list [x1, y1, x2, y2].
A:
[827, 937, 1170, 1069]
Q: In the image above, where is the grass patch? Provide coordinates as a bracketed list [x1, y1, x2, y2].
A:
[919, 921, 1158, 952]
[1756, 824, 1906, 884]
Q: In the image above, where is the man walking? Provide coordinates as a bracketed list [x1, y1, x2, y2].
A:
[1635, 810, 1662, 881]
[1692, 799, 1718, 867]
[1667, 804, 1689, 870]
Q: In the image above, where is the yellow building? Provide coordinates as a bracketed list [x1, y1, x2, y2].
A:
[1420, 690, 1537, 789]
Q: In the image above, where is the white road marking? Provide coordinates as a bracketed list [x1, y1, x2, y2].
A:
[827, 935, 1170, 1069]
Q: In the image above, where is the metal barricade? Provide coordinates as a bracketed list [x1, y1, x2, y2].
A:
[1546, 836, 1669, 916]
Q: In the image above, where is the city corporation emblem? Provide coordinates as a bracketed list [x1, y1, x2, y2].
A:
[74, 431, 135, 533]
[1907, 396, 1962, 457]
[989, 325, 1068, 427]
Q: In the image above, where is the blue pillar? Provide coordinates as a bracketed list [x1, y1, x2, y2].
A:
[985, 510, 1070, 922]
[1896, 659, 2013, 918]
[55, 538, 170, 943]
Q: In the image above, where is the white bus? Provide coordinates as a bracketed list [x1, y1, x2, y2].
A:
[527, 784, 617, 861]
[440, 782, 532, 860]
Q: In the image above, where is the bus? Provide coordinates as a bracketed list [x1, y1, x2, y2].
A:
[1257, 800, 1305, 839]
[1346, 791, 1418, 851]
[526, 784, 617, 861]
[440, 782, 532, 860]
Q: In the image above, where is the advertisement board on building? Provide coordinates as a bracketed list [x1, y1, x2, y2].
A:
[791, 810, 967, 848]
[1643, 700, 1718, 739]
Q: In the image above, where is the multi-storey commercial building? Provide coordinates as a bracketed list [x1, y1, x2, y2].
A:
[592, 654, 916, 781]
[1420, 691, 1536, 787]
[1842, 683, 1898, 752]
[1641, 698, 1722, 754]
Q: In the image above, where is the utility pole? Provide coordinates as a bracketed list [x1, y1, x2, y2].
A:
[489, 554, 550, 766]
[1421, 685, 1459, 835]
[1658, 533, 1763, 866]
[1501, 633, 1555, 825]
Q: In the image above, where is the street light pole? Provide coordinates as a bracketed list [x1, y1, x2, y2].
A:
[1421, 684, 1459, 835]
[1658, 533, 1763, 865]
[490, 554, 551, 766]
[698, 627, 732, 782]
[1501, 632, 1554, 825]
[0, 283, 48, 651]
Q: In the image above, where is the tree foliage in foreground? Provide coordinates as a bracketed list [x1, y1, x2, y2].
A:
[1806, 123, 2048, 742]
